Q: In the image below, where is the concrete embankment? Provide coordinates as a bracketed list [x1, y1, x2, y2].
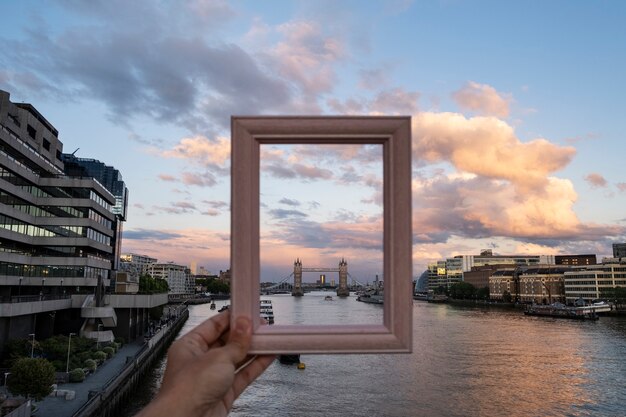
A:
[72, 307, 189, 417]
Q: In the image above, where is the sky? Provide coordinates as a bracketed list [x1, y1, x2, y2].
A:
[1, 0, 625, 282]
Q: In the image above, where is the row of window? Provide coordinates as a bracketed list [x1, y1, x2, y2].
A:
[0, 241, 112, 262]
[0, 213, 111, 245]
[0, 165, 112, 211]
[0, 189, 112, 229]
[0, 261, 110, 279]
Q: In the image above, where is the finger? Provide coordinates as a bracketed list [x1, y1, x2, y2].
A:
[230, 355, 276, 401]
[183, 310, 231, 349]
[221, 316, 252, 364]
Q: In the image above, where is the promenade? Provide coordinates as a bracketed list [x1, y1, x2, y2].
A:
[36, 342, 145, 417]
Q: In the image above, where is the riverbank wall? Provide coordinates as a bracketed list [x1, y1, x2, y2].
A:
[72, 306, 189, 417]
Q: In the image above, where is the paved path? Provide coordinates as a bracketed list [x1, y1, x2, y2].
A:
[36, 342, 145, 417]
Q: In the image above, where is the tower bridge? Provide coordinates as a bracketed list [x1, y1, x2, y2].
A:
[261, 259, 368, 296]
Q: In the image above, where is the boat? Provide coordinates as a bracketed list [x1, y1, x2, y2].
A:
[278, 354, 301, 364]
[426, 292, 448, 303]
[357, 288, 384, 304]
[524, 302, 599, 320]
[260, 299, 275, 324]
[324, 295, 333, 301]
[413, 292, 428, 301]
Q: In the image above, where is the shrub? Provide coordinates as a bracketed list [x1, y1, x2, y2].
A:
[76, 351, 92, 363]
[8, 358, 55, 400]
[92, 351, 107, 364]
[102, 347, 115, 358]
[114, 337, 125, 346]
[112, 342, 121, 351]
[83, 359, 97, 372]
[69, 368, 86, 383]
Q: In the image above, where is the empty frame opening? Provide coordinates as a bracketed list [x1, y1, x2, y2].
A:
[259, 143, 384, 326]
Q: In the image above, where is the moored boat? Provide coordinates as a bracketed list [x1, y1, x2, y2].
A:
[524, 302, 599, 320]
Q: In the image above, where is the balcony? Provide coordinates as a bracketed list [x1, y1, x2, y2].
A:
[0, 294, 72, 317]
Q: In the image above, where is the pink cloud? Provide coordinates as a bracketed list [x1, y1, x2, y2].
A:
[584, 173, 608, 188]
[452, 81, 511, 117]
[617, 183, 626, 192]
[161, 135, 230, 167]
[270, 20, 344, 97]
[181, 171, 217, 187]
[412, 112, 576, 191]
[158, 174, 177, 182]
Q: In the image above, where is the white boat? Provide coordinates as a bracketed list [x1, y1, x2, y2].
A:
[260, 299, 274, 324]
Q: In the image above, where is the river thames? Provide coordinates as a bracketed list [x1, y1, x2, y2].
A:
[121, 292, 626, 417]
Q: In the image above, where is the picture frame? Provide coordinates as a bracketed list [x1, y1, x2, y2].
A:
[231, 116, 412, 354]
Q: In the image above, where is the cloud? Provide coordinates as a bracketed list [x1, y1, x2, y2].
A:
[264, 162, 333, 180]
[162, 136, 230, 168]
[326, 87, 419, 115]
[270, 20, 344, 97]
[268, 209, 308, 219]
[584, 173, 608, 188]
[412, 112, 576, 191]
[358, 68, 388, 90]
[369, 88, 419, 114]
[180, 171, 217, 187]
[153, 201, 197, 214]
[279, 198, 301, 206]
[158, 174, 177, 182]
[203, 200, 229, 209]
[123, 229, 183, 240]
[617, 183, 626, 192]
[452, 81, 511, 117]
[0, 4, 292, 131]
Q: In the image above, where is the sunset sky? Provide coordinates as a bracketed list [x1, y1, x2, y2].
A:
[1, 1, 625, 282]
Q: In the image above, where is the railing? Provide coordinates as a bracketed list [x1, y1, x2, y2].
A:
[0, 294, 71, 303]
[72, 307, 189, 417]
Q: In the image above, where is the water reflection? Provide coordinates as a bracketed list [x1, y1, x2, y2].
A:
[121, 297, 626, 417]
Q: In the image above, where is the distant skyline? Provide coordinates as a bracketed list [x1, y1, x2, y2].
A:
[1, 1, 625, 280]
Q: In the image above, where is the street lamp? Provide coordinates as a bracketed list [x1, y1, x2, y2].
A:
[28, 333, 35, 358]
[96, 324, 103, 350]
[66, 333, 76, 373]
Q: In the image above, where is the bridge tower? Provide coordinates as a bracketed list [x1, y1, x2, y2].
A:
[337, 258, 349, 297]
[292, 258, 304, 296]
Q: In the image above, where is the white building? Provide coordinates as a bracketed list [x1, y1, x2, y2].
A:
[564, 258, 626, 304]
[148, 262, 193, 295]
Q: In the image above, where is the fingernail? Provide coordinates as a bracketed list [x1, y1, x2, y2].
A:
[234, 316, 251, 336]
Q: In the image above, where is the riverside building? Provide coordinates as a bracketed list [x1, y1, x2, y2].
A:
[0, 90, 165, 356]
[147, 262, 194, 295]
[564, 258, 626, 304]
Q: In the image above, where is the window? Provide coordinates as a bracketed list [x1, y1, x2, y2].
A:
[43, 138, 51, 151]
[27, 124, 36, 139]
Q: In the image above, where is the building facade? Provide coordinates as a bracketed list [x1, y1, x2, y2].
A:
[564, 258, 626, 304]
[148, 262, 194, 295]
[613, 243, 626, 259]
[0, 90, 163, 356]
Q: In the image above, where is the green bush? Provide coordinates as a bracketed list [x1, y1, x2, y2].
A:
[102, 347, 115, 358]
[76, 351, 92, 363]
[83, 359, 97, 372]
[114, 337, 125, 346]
[92, 351, 107, 364]
[69, 368, 86, 383]
[8, 358, 55, 400]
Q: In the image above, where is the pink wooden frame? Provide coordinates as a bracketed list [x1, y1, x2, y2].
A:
[231, 116, 412, 354]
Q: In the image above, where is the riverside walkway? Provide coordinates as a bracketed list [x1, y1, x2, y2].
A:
[36, 341, 145, 417]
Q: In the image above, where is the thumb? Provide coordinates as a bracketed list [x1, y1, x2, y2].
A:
[223, 316, 252, 364]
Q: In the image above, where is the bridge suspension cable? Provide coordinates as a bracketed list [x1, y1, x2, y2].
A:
[265, 273, 294, 289]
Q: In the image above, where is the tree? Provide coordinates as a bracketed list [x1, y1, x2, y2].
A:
[139, 274, 169, 294]
[205, 279, 230, 294]
[448, 282, 477, 299]
[8, 358, 55, 400]
[476, 286, 490, 300]
[502, 291, 512, 303]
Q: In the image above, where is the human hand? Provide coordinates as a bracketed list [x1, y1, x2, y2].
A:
[137, 311, 275, 417]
